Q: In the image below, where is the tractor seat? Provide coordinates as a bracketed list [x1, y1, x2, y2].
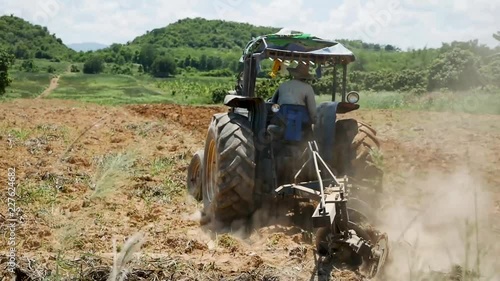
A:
[268, 104, 311, 142]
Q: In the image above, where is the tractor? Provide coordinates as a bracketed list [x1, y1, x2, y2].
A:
[187, 30, 388, 278]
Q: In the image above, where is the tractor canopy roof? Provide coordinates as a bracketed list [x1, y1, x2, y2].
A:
[240, 29, 355, 65]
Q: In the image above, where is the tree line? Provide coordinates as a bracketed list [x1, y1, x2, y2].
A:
[1, 13, 499, 96]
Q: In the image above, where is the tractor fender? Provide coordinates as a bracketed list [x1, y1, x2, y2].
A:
[224, 94, 265, 109]
[315, 102, 340, 165]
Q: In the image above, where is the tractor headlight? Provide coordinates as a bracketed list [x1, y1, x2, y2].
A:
[271, 104, 280, 113]
[347, 91, 360, 104]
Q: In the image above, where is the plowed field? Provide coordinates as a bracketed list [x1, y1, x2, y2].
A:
[1, 99, 499, 280]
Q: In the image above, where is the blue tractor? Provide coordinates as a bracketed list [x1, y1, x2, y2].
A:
[187, 30, 388, 277]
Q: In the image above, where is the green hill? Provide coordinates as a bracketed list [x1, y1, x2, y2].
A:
[0, 15, 75, 60]
[80, 18, 280, 73]
[130, 17, 279, 50]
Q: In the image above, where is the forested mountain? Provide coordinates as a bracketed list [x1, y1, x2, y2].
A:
[0, 15, 75, 60]
[71, 18, 280, 75]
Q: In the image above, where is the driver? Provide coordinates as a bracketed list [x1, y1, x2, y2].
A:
[270, 62, 317, 123]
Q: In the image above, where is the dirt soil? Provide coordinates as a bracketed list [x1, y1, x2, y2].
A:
[0, 99, 499, 280]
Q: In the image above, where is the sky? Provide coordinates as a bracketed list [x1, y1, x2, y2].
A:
[1, 0, 499, 50]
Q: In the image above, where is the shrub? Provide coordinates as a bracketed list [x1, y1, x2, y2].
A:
[151, 56, 176, 77]
[211, 88, 227, 103]
[20, 59, 38, 72]
[70, 64, 80, 72]
[83, 56, 105, 74]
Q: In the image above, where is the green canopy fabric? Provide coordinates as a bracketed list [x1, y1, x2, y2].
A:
[240, 29, 355, 64]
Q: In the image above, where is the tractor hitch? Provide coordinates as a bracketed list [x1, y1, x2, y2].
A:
[274, 141, 388, 278]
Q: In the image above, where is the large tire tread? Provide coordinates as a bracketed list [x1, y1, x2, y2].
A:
[203, 113, 256, 224]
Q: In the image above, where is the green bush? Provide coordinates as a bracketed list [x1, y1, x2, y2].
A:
[211, 87, 227, 103]
[151, 56, 176, 77]
[20, 59, 38, 72]
[47, 65, 56, 73]
[83, 56, 105, 74]
[70, 64, 80, 72]
[110, 64, 133, 75]
[255, 77, 285, 100]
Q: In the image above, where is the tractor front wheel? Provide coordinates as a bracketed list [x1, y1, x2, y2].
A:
[187, 150, 204, 201]
[202, 113, 257, 225]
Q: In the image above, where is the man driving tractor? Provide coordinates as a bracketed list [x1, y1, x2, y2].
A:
[270, 62, 317, 123]
[267, 62, 317, 140]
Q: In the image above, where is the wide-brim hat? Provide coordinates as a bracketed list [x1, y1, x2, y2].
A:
[287, 63, 314, 80]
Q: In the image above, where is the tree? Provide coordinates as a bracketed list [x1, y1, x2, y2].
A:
[0, 48, 15, 95]
[384, 45, 396, 52]
[110, 43, 122, 53]
[428, 48, 481, 91]
[20, 59, 38, 72]
[494, 31, 500, 42]
[199, 54, 207, 71]
[14, 44, 30, 59]
[151, 56, 177, 77]
[83, 56, 105, 74]
[138, 44, 158, 72]
[480, 59, 500, 87]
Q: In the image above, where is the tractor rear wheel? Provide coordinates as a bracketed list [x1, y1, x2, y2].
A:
[202, 113, 256, 225]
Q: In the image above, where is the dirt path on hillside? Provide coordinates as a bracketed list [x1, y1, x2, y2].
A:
[37, 65, 72, 99]
[36, 75, 60, 99]
[0, 100, 499, 280]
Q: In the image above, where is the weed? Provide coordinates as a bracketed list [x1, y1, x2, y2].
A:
[150, 156, 175, 176]
[18, 180, 58, 207]
[9, 128, 31, 141]
[216, 233, 238, 251]
[368, 148, 385, 172]
[91, 152, 136, 199]
[163, 176, 185, 200]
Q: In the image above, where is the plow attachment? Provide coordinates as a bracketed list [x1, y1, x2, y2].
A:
[275, 141, 389, 278]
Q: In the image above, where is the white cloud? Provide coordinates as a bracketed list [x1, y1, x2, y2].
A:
[0, 0, 498, 49]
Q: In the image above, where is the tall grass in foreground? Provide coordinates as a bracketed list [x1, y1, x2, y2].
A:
[108, 232, 147, 281]
[317, 89, 500, 115]
[91, 152, 136, 199]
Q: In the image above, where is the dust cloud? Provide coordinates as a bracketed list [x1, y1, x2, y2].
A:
[379, 168, 500, 281]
